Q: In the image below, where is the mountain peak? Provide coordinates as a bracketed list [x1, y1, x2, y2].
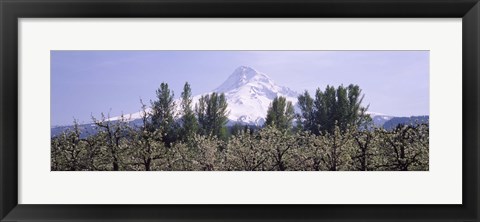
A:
[96, 66, 394, 128]
[208, 66, 299, 125]
[230, 66, 262, 82]
[236, 65, 257, 73]
[215, 66, 271, 92]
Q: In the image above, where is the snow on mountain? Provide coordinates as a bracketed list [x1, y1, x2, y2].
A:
[105, 66, 393, 127]
[194, 66, 298, 125]
[52, 66, 409, 138]
[106, 66, 298, 126]
[366, 111, 394, 126]
[106, 111, 146, 122]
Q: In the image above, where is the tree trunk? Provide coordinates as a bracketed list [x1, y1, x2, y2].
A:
[113, 162, 119, 171]
[145, 158, 151, 171]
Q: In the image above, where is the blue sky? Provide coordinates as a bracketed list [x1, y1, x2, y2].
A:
[51, 51, 429, 126]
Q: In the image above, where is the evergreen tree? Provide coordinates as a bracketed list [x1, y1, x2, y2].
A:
[298, 84, 370, 134]
[265, 96, 295, 131]
[196, 95, 207, 135]
[51, 83, 429, 172]
[320, 85, 337, 133]
[180, 82, 198, 141]
[297, 90, 315, 132]
[195, 92, 229, 139]
[151, 82, 178, 146]
[346, 84, 371, 129]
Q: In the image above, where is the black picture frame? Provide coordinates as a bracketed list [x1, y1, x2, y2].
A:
[1, 0, 479, 221]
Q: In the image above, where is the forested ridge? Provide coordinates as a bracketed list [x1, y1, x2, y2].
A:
[51, 83, 429, 171]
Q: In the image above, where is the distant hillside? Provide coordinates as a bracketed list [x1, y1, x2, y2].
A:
[382, 115, 429, 130]
[51, 119, 144, 138]
[366, 112, 394, 127]
[51, 66, 429, 137]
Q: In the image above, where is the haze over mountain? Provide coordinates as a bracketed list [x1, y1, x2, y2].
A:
[196, 66, 299, 125]
[107, 66, 299, 126]
[51, 51, 430, 127]
[52, 66, 424, 137]
[206, 66, 397, 126]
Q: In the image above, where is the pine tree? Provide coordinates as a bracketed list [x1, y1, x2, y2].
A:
[297, 90, 315, 132]
[321, 85, 337, 133]
[180, 82, 198, 141]
[265, 96, 295, 131]
[151, 82, 178, 146]
[195, 95, 207, 135]
[347, 84, 371, 129]
[298, 84, 370, 134]
[51, 82, 429, 172]
[195, 92, 229, 139]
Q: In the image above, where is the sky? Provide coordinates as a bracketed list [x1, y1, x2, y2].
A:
[51, 50, 429, 126]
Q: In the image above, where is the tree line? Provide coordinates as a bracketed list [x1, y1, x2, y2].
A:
[51, 82, 429, 171]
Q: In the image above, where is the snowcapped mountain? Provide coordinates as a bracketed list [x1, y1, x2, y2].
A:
[195, 66, 298, 125]
[366, 111, 394, 127]
[106, 66, 298, 126]
[51, 65, 428, 138]
[105, 66, 392, 126]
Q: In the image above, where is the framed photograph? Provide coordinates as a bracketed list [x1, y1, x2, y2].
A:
[1, 0, 479, 221]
